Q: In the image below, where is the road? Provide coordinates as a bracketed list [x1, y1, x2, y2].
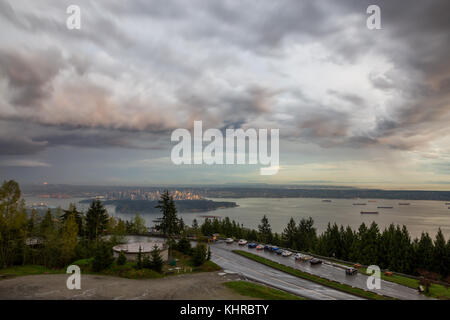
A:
[210, 241, 431, 300]
[210, 243, 364, 300]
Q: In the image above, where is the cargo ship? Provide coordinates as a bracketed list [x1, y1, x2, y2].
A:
[377, 206, 393, 209]
[399, 203, 410, 205]
[353, 203, 367, 205]
[322, 200, 332, 202]
[360, 211, 379, 214]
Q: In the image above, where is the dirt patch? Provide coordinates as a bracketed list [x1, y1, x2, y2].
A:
[0, 272, 257, 300]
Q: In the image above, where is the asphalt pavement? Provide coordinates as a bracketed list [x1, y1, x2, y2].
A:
[210, 243, 364, 300]
[210, 241, 432, 300]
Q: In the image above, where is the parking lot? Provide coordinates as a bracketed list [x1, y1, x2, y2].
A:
[211, 240, 432, 300]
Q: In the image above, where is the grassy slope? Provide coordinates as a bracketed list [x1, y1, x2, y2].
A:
[233, 250, 395, 300]
[356, 267, 450, 300]
[0, 252, 221, 281]
[0, 265, 64, 277]
[224, 280, 307, 300]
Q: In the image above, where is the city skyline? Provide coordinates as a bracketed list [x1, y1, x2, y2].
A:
[0, 1, 449, 190]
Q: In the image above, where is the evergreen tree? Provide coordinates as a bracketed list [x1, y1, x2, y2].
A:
[433, 229, 448, 277]
[117, 250, 127, 266]
[150, 245, 164, 272]
[136, 246, 143, 269]
[92, 241, 114, 272]
[192, 243, 207, 266]
[40, 209, 55, 237]
[192, 219, 199, 230]
[155, 190, 179, 255]
[85, 200, 109, 241]
[0, 180, 27, 267]
[282, 217, 297, 249]
[60, 213, 78, 265]
[258, 215, 272, 244]
[142, 254, 152, 269]
[61, 203, 84, 237]
[177, 237, 192, 255]
[296, 217, 317, 252]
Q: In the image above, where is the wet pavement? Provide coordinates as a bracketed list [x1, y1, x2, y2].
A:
[210, 241, 432, 300]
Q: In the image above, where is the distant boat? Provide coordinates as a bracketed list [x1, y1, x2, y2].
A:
[368, 200, 377, 202]
[353, 203, 367, 205]
[322, 200, 332, 202]
[377, 206, 393, 209]
[361, 211, 379, 214]
[197, 215, 221, 219]
[399, 203, 410, 205]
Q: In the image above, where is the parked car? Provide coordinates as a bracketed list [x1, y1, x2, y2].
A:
[225, 238, 234, 244]
[309, 258, 322, 265]
[238, 239, 247, 246]
[276, 249, 284, 255]
[301, 255, 313, 261]
[270, 246, 279, 252]
[248, 242, 257, 249]
[264, 245, 272, 251]
[256, 244, 264, 250]
[282, 250, 292, 257]
[294, 253, 303, 261]
[345, 267, 358, 275]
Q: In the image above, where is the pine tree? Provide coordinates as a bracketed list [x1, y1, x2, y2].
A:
[136, 246, 143, 269]
[61, 203, 84, 237]
[92, 241, 114, 272]
[155, 190, 179, 256]
[85, 200, 109, 241]
[60, 213, 78, 265]
[433, 229, 447, 277]
[192, 243, 207, 266]
[258, 215, 272, 244]
[150, 245, 164, 272]
[282, 217, 297, 249]
[40, 209, 55, 237]
[117, 250, 127, 266]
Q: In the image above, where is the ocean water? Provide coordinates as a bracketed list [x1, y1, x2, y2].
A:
[24, 196, 450, 239]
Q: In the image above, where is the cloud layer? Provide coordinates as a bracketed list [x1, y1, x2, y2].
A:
[0, 0, 449, 185]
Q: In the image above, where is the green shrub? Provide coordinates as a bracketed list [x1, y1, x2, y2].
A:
[116, 251, 127, 266]
[142, 254, 152, 269]
[92, 242, 114, 272]
[177, 237, 192, 255]
[192, 243, 207, 266]
[150, 245, 164, 273]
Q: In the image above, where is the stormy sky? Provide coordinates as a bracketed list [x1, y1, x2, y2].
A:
[0, 0, 449, 189]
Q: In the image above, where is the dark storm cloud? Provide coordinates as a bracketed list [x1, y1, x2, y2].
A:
[0, 136, 47, 155]
[0, 47, 64, 107]
[0, 0, 449, 160]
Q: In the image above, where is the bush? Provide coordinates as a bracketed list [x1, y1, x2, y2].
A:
[192, 243, 207, 266]
[117, 251, 127, 266]
[142, 254, 152, 269]
[136, 246, 143, 269]
[150, 245, 163, 273]
[177, 237, 192, 255]
[92, 242, 114, 272]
